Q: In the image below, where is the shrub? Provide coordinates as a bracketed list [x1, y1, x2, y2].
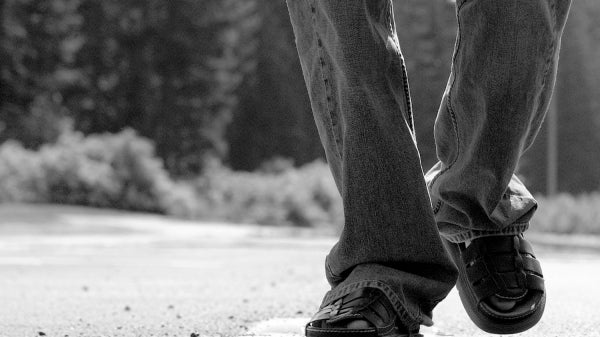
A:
[0, 141, 46, 202]
[188, 164, 600, 233]
[0, 129, 179, 213]
[531, 193, 600, 235]
[191, 159, 343, 229]
[3, 130, 600, 235]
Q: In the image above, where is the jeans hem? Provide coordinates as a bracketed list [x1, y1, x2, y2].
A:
[320, 280, 425, 332]
[440, 222, 530, 243]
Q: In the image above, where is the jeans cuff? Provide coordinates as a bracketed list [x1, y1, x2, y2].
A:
[440, 222, 530, 243]
[320, 280, 426, 332]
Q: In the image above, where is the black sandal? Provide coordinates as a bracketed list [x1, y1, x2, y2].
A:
[442, 234, 545, 334]
[305, 288, 420, 337]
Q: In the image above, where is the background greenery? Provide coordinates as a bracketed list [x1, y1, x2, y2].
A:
[1, 0, 599, 233]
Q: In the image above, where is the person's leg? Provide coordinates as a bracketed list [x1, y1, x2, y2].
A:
[285, 0, 457, 334]
[425, 0, 572, 333]
[427, 0, 572, 243]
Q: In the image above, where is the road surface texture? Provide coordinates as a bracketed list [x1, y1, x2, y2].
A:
[0, 204, 599, 337]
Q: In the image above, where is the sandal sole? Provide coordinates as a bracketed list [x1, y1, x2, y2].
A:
[442, 238, 546, 334]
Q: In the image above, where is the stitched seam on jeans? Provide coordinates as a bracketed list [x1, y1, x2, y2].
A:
[385, 0, 415, 132]
[400, 57, 414, 133]
[431, 1, 466, 215]
[308, 0, 343, 161]
[534, 2, 557, 131]
[541, 0, 557, 89]
[385, 1, 394, 33]
[441, 223, 530, 243]
[528, 0, 558, 133]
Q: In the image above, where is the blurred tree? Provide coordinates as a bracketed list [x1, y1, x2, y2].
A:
[65, 0, 257, 176]
[1, 0, 599, 192]
[0, 0, 79, 147]
[520, 0, 600, 193]
[226, 0, 457, 172]
[226, 0, 323, 171]
[394, 0, 457, 170]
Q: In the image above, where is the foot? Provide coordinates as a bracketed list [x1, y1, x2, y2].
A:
[344, 320, 372, 329]
[305, 287, 418, 337]
[442, 234, 545, 334]
[464, 238, 517, 312]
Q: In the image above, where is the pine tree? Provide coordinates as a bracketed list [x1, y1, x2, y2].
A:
[226, 0, 323, 171]
[65, 0, 257, 175]
[520, 0, 600, 193]
[0, 0, 80, 147]
[394, 0, 457, 169]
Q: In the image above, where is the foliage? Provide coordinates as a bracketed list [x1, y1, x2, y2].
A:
[226, 0, 324, 170]
[1, 0, 600, 195]
[0, 128, 177, 212]
[2, 127, 600, 235]
[227, 0, 600, 194]
[520, 0, 600, 193]
[182, 159, 600, 234]
[65, 0, 259, 175]
[1, 0, 258, 176]
[0, 0, 80, 147]
[0, 141, 46, 202]
[531, 193, 600, 235]
[191, 159, 343, 229]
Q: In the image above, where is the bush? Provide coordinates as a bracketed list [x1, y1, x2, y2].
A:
[0, 129, 179, 213]
[0, 141, 46, 202]
[190, 159, 343, 229]
[3, 129, 599, 234]
[531, 193, 600, 235]
[186, 164, 600, 233]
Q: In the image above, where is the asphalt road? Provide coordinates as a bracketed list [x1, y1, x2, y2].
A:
[0, 205, 599, 337]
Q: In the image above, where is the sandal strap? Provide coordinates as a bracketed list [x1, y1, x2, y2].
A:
[462, 235, 544, 302]
[306, 288, 402, 337]
[470, 271, 545, 301]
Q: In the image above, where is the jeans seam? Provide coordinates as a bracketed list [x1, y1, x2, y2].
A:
[541, 0, 557, 89]
[431, 1, 465, 215]
[441, 222, 530, 243]
[527, 0, 558, 132]
[308, 0, 343, 161]
[385, 0, 415, 131]
[400, 56, 414, 133]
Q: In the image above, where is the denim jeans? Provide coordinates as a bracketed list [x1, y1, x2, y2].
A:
[285, 0, 571, 330]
